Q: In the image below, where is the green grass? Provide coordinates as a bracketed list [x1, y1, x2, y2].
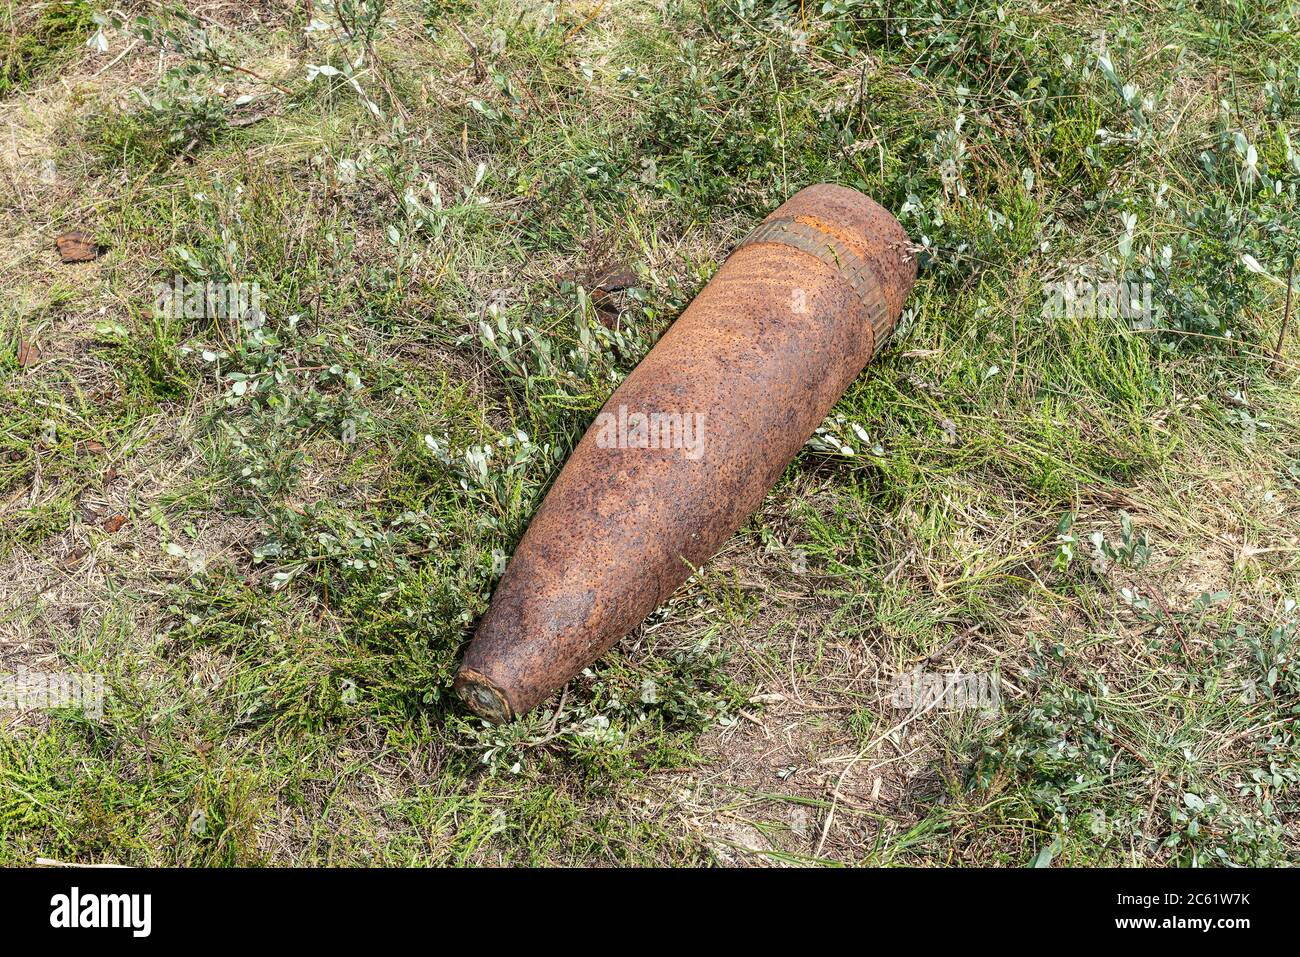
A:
[0, 0, 93, 97]
[0, 0, 1298, 866]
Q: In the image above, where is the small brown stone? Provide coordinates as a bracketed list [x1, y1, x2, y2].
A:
[55, 231, 101, 263]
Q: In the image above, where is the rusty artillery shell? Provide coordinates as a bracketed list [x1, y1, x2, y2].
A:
[456, 184, 917, 721]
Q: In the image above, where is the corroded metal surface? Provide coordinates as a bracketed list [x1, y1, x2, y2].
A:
[732, 217, 894, 348]
[455, 184, 917, 722]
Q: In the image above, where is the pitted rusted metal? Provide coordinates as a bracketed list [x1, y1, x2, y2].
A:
[455, 185, 917, 722]
[733, 217, 893, 350]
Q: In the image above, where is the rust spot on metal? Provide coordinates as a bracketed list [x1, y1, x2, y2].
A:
[455, 184, 918, 721]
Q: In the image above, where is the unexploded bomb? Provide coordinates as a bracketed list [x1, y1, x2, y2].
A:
[456, 184, 918, 722]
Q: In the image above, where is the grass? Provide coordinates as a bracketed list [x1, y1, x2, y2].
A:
[0, 0, 1298, 866]
[0, 1, 94, 97]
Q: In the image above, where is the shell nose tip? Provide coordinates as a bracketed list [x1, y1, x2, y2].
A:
[455, 669, 513, 723]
